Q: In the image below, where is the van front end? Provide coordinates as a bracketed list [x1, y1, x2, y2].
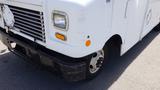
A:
[0, 0, 101, 58]
[0, 0, 108, 81]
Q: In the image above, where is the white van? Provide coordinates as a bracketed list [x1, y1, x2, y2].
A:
[0, 0, 160, 81]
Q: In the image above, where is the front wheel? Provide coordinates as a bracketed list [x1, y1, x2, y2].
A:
[86, 49, 106, 78]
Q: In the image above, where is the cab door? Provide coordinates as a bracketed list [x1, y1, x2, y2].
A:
[122, 0, 148, 53]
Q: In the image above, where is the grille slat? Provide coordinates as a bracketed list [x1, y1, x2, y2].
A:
[9, 5, 45, 42]
[12, 11, 41, 21]
[20, 29, 44, 40]
[14, 15, 42, 25]
[15, 18, 43, 30]
[9, 6, 41, 17]
[15, 21, 43, 33]
[14, 24, 43, 36]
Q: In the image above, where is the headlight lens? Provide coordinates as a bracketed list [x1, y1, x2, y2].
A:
[53, 11, 68, 30]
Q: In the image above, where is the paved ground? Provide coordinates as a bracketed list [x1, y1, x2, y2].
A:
[0, 30, 160, 90]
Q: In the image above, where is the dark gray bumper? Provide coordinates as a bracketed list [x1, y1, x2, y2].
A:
[0, 28, 87, 82]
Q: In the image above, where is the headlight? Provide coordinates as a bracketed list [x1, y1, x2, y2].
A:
[53, 11, 68, 30]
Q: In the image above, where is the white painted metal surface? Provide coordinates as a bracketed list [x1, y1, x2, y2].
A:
[0, 0, 160, 58]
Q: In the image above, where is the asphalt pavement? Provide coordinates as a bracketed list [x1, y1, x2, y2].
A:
[0, 30, 160, 90]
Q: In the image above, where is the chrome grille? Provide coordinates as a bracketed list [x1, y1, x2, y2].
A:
[9, 5, 45, 42]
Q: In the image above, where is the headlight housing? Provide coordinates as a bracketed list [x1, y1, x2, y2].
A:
[53, 11, 68, 31]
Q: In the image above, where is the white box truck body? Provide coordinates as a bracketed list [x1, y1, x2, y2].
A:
[0, 0, 160, 81]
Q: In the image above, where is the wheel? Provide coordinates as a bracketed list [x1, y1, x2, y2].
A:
[86, 49, 107, 79]
[85, 40, 121, 80]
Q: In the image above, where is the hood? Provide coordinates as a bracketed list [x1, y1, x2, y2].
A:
[60, 0, 95, 6]
[1, 0, 95, 7]
[2, 0, 43, 6]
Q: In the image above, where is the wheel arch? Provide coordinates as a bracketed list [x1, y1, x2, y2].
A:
[103, 34, 123, 50]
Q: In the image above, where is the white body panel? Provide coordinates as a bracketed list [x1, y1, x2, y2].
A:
[0, 0, 160, 58]
[0, 5, 4, 28]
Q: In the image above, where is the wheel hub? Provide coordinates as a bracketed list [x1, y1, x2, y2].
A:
[89, 50, 104, 74]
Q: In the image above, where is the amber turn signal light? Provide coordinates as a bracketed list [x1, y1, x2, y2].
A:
[55, 33, 66, 41]
[86, 40, 91, 47]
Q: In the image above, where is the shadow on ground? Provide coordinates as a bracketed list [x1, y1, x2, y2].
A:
[0, 30, 159, 90]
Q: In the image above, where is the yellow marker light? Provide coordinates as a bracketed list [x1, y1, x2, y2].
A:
[86, 40, 91, 47]
[55, 33, 66, 41]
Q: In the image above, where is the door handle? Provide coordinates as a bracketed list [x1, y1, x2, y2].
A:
[124, 0, 131, 18]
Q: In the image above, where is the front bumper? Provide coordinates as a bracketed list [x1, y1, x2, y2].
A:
[0, 28, 87, 81]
